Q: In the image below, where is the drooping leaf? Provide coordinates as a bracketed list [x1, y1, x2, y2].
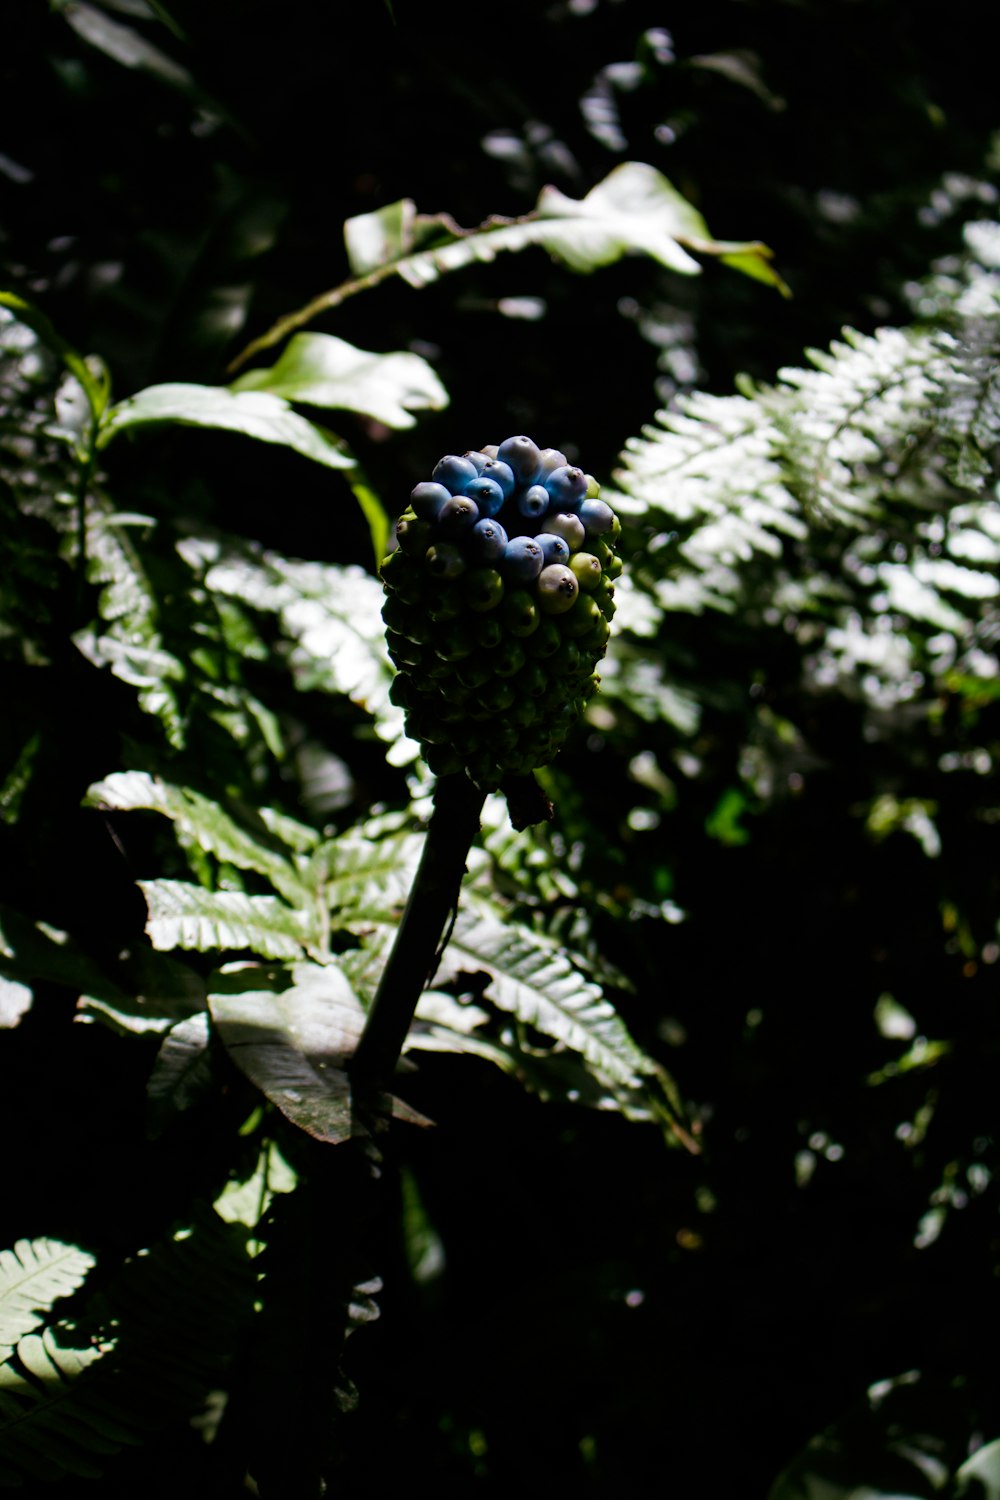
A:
[138, 879, 312, 961]
[99, 383, 353, 470]
[437, 902, 653, 1089]
[0, 1241, 96, 1359]
[55, 0, 195, 93]
[343, 162, 782, 287]
[146, 1012, 214, 1134]
[231, 332, 448, 429]
[208, 962, 365, 1144]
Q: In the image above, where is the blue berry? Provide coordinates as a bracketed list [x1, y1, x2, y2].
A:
[535, 531, 570, 566]
[537, 447, 568, 478]
[437, 495, 480, 537]
[432, 454, 479, 494]
[497, 435, 542, 485]
[503, 536, 544, 582]
[480, 458, 515, 498]
[579, 498, 616, 537]
[544, 465, 588, 511]
[517, 484, 551, 520]
[465, 476, 505, 517]
[468, 518, 508, 564]
[410, 480, 452, 519]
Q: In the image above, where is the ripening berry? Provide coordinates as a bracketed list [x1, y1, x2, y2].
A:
[438, 496, 480, 537]
[579, 498, 616, 537]
[465, 476, 505, 517]
[468, 518, 508, 564]
[462, 567, 505, 612]
[544, 465, 588, 510]
[425, 543, 467, 580]
[545, 512, 586, 551]
[517, 485, 550, 520]
[503, 535, 545, 581]
[502, 590, 540, 637]
[569, 552, 602, 591]
[536, 532, 571, 567]
[410, 480, 452, 519]
[536, 564, 579, 614]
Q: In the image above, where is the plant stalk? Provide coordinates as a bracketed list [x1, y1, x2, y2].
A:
[350, 773, 486, 1087]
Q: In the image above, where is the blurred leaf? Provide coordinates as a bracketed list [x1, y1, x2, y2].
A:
[54, 0, 194, 92]
[99, 384, 353, 471]
[0, 976, 32, 1030]
[232, 332, 448, 430]
[0, 290, 106, 421]
[954, 1440, 1000, 1499]
[208, 961, 365, 1144]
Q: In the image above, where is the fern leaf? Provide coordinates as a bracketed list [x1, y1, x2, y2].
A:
[0, 1241, 96, 1357]
[86, 770, 309, 906]
[72, 498, 186, 746]
[138, 879, 312, 960]
[310, 831, 422, 929]
[438, 902, 652, 1089]
[0, 1210, 255, 1487]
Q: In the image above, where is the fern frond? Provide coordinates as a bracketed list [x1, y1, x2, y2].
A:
[0, 1241, 96, 1358]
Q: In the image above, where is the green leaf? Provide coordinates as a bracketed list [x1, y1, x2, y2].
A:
[231, 332, 448, 430]
[0, 1241, 96, 1358]
[0, 290, 107, 420]
[99, 383, 353, 470]
[437, 902, 653, 1089]
[146, 1013, 214, 1135]
[312, 831, 422, 930]
[0, 1210, 254, 1486]
[344, 162, 781, 288]
[76, 945, 207, 1036]
[954, 1441, 1000, 1500]
[85, 770, 309, 906]
[73, 499, 185, 745]
[138, 879, 312, 961]
[208, 962, 365, 1144]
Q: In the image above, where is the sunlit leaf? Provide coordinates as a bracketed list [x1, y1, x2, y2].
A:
[138, 879, 312, 960]
[99, 383, 353, 470]
[0, 976, 32, 1029]
[954, 1439, 1000, 1499]
[232, 332, 448, 430]
[208, 961, 365, 1144]
[55, 0, 194, 92]
[0, 1241, 96, 1358]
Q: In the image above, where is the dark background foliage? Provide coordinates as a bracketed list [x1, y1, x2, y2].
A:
[2, 0, 998, 1494]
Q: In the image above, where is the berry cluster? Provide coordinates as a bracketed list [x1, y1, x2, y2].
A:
[381, 435, 622, 790]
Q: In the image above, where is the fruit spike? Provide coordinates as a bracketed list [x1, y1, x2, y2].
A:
[380, 434, 622, 792]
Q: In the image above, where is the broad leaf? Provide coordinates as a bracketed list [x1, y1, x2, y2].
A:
[99, 383, 353, 470]
[232, 332, 448, 429]
[138, 879, 312, 961]
[955, 1441, 1000, 1500]
[208, 962, 365, 1144]
[146, 1013, 214, 1134]
[0, 1241, 96, 1358]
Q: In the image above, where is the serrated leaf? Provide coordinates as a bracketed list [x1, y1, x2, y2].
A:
[232, 333, 448, 430]
[437, 903, 652, 1088]
[0, 1241, 96, 1357]
[208, 962, 365, 1143]
[138, 880, 311, 960]
[146, 1013, 213, 1134]
[85, 770, 308, 905]
[99, 383, 353, 470]
[311, 831, 422, 929]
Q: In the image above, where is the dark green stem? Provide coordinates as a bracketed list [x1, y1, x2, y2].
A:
[350, 773, 486, 1087]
